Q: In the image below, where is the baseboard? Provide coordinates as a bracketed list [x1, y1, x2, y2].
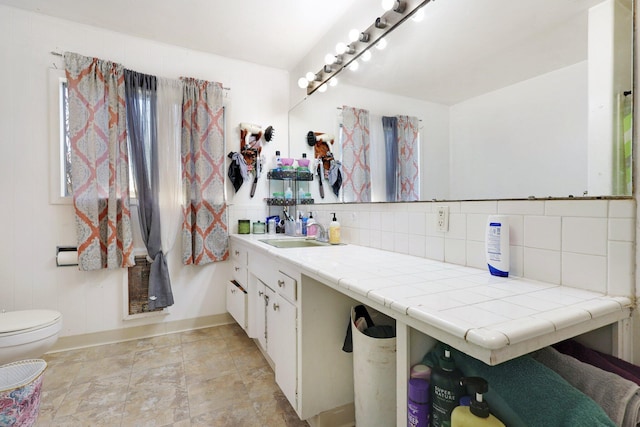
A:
[48, 313, 234, 353]
[307, 403, 355, 427]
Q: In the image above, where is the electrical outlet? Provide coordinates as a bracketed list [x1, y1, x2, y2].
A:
[436, 206, 449, 232]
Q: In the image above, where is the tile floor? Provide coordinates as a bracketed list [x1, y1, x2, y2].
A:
[35, 323, 309, 426]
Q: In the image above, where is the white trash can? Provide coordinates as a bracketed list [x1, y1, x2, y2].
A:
[0, 359, 47, 427]
[351, 306, 397, 427]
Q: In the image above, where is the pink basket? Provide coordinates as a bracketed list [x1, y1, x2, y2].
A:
[0, 359, 47, 427]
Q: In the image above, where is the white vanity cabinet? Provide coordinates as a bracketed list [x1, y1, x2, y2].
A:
[226, 243, 248, 330]
[246, 248, 300, 410]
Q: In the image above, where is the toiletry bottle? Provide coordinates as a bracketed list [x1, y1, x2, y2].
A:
[485, 215, 510, 277]
[329, 212, 340, 244]
[408, 378, 429, 427]
[430, 346, 464, 427]
[302, 214, 308, 236]
[451, 377, 505, 427]
[274, 150, 282, 170]
[307, 212, 316, 238]
[298, 187, 305, 201]
[296, 213, 303, 236]
[284, 186, 293, 200]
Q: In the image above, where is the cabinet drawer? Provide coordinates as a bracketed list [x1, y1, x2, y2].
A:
[231, 245, 248, 265]
[227, 281, 247, 329]
[277, 270, 297, 303]
[232, 262, 247, 286]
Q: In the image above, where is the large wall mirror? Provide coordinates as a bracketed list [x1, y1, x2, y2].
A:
[289, 0, 634, 203]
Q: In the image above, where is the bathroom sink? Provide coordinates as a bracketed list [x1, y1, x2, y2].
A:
[259, 238, 332, 248]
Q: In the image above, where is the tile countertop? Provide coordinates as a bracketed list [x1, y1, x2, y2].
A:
[231, 234, 633, 365]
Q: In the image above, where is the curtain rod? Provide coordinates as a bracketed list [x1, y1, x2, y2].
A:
[50, 51, 230, 90]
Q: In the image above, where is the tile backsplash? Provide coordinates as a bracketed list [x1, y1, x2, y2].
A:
[273, 199, 636, 297]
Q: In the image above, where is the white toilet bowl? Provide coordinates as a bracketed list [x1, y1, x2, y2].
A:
[0, 309, 63, 365]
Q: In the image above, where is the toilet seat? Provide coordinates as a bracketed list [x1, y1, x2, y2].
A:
[0, 310, 62, 336]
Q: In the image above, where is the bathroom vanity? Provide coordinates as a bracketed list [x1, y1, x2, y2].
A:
[228, 234, 633, 425]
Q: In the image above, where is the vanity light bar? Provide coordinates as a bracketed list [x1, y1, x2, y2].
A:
[306, 0, 432, 95]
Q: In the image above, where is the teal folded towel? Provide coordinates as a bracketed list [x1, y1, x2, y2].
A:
[423, 343, 616, 427]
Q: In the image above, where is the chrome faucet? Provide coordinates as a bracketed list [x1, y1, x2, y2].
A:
[306, 219, 328, 242]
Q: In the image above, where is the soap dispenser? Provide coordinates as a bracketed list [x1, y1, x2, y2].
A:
[329, 212, 340, 244]
[451, 377, 505, 427]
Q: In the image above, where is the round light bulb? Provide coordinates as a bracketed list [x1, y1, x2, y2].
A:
[305, 71, 316, 82]
[329, 77, 338, 87]
[325, 53, 336, 65]
[335, 42, 347, 55]
[297, 77, 308, 89]
[412, 8, 425, 22]
[361, 50, 372, 62]
[381, 0, 395, 11]
[349, 29, 360, 43]
[375, 38, 388, 50]
[318, 84, 327, 93]
[349, 60, 359, 71]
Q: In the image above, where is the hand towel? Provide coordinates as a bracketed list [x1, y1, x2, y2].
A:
[422, 343, 616, 427]
[328, 160, 342, 197]
[533, 346, 640, 427]
[554, 339, 640, 386]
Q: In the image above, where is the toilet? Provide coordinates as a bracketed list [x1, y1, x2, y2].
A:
[0, 309, 63, 365]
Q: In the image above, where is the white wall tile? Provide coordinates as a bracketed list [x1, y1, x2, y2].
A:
[562, 217, 607, 255]
[524, 216, 561, 250]
[444, 238, 466, 265]
[447, 213, 467, 240]
[609, 199, 635, 218]
[608, 218, 635, 242]
[380, 230, 394, 251]
[607, 241, 634, 296]
[523, 247, 561, 284]
[545, 200, 608, 217]
[562, 252, 607, 293]
[507, 215, 524, 246]
[498, 200, 545, 215]
[394, 233, 410, 255]
[408, 235, 427, 258]
[394, 211, 410, 234]
[426, 236, 445, 261]
[466, 240, 485, 269]
[408, 211, 427, 236]
[466, 214, 488, 242]
[460, 200, 497, 214]
[510, 245, 524, 278]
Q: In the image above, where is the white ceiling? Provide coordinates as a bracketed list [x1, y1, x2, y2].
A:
[0, 0, 360, 70]
[0, 0, 627, 105]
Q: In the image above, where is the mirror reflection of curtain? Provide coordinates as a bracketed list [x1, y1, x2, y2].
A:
[622, 93, 633, 195]
[397, 115, 420, 201]
[341, 106, 371, 203]
[382, 116, 398, 202]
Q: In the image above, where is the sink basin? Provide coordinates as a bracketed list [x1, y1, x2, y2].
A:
[259, 238, 331, 248]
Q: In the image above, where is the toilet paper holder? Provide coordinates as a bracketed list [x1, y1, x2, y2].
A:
[56, 246, 78, 267]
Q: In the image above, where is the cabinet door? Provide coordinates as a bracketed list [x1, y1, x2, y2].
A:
[255, 279, 268, 351]
[270, 294, 298, 409]
[226, 281, 247, 330]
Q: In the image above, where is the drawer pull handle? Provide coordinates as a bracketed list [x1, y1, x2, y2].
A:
[230, 289, 236, 294]
[234, 250, 240, 256]
[273, 303, 279, 311]
[278, 279, 285, 287]
[258, 291, 264, 297]
[235, 267, 240, 271]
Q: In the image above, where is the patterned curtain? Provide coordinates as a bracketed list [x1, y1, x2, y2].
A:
[397, 115, 420, 201]
[341, 106, 371, 203]
[181, 78, 228, 265]
[64, 52, 134, 270]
